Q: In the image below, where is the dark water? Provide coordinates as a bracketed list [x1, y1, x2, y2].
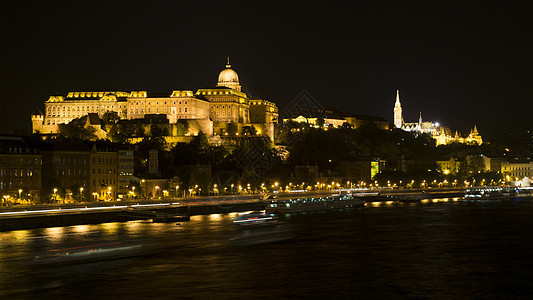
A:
[1, 197, 533, 299]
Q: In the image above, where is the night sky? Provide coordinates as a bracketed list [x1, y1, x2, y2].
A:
[1, 1, 531, 140]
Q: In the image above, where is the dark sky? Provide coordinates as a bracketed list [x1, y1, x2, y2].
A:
[1, 1, 531, 140]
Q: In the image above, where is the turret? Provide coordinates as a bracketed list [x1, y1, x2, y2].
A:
[31, 107, 44, 133]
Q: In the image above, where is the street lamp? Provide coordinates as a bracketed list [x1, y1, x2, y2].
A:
[53, 188, 58, 203]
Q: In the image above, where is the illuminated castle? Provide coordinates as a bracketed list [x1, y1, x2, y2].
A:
[31, 58, 279, 140]
[393, 89, 482, 145]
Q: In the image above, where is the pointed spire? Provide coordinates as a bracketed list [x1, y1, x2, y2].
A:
[395, 89, 401, 105]
[472, 124, 478, 134]
[32, 107, 43, 116]
[419, 111, 423, 124]
[226, 56, 231, 68]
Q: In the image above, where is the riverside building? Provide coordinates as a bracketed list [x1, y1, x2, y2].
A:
[31, 58, 278, 141]
[393, 89, 482, 145]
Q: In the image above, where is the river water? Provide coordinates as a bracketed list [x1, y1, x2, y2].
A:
[1, 197, 533, 299]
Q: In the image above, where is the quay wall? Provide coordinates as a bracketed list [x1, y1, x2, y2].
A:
[0, 202, 266, 232]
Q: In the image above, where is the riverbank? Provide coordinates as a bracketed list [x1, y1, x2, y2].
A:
[0, 188, 468, 232]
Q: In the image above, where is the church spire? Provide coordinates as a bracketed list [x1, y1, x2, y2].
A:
[395, 89, 401, 105]
[418, 111, 423, 128]
[394, 89, 403, 129]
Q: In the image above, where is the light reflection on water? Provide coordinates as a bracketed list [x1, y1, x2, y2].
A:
[1, 198, 533, 298]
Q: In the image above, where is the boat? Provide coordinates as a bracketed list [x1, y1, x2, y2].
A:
[32, 242, 151, 265]
[265, 194, 365, 214]
[464, 187, 519, 200]
[232, 211, 278, 226]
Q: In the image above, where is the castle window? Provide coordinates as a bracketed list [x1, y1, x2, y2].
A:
[148, 108, 151, 113]
[156, 108, 159, 113]
[164, 107, 167, 113]
[179, 108, 181, 113]
[185, 101, 187, 104]
[184, 108, 187, 113]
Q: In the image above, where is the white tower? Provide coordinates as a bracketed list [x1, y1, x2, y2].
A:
[394, 89, 403, 128]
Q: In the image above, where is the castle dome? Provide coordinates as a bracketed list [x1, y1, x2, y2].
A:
[216, 57, 241, 91]
[218, 66, 239, 83]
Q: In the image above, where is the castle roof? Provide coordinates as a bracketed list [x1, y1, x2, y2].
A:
[32, 107, 43, 116]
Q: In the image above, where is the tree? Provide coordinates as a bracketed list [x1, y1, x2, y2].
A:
[241, 125, 257, 136]
[58, 116, 97, 140]
[466, 155, 486, 174]
[226, 122, 238, 136]
[316, 118, 325, 128]
[150, 125, 169, 137]
[102, 111, 120, 125]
